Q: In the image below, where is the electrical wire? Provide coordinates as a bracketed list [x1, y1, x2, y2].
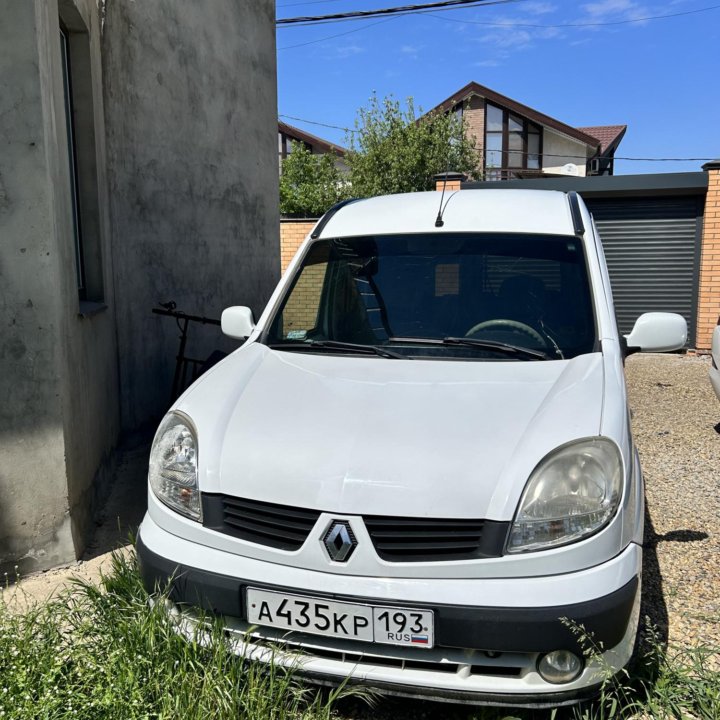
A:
[422, 3, 720, 28]
[280, 115, 351, 132]
[277, 0, 525, 25]
[278, 0, 347, 8]
[277, 1, 720, 49]
[278, 17, 396, 50]
[279, 115, 715, 161]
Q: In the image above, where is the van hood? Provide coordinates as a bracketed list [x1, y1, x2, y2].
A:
[181, 344, 605, 521]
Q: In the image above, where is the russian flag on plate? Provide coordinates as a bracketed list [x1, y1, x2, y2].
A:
[411, 635, 429, 644]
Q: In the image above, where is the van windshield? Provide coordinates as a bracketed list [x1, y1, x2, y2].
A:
[264, 234, 597, 360]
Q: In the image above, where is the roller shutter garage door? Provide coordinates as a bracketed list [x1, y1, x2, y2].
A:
[585, 196, 703, 346]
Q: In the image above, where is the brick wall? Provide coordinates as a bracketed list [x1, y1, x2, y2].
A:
[279, 219, 323, 335]
[464, 94, 485, 170]
[696, 161, 720, 350]
[280, 218, 317, 273]
[282, 262, 327, 334]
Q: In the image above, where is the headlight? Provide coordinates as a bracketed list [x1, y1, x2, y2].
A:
[148, 412, 202, 521]
[507, 438, 622, 553]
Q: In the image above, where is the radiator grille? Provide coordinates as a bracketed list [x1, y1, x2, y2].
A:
[202, 495, 508, 560]
[363, 516, 504, 561]
[203, 495, 321, 551]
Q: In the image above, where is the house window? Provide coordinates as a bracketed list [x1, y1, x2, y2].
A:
[484, 103, 541, 181]
[60, 25, 85, 295]
[279, 132, 312, 161]
[58, 11, 105, 306]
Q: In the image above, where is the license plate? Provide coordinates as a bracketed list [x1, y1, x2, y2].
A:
[246, 588, 434, 648]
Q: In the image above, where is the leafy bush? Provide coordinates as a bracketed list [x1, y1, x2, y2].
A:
[278, 93, 480, 216]
[346, 93, 479, 198]
[279, 142, 349, 218]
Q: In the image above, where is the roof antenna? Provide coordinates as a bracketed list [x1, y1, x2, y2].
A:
[433, 170, 466, 228]
[435, 169, 449, 228]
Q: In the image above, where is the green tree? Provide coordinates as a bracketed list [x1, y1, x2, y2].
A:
[346, 93, 479, 198]
[279, 142, 349, 217]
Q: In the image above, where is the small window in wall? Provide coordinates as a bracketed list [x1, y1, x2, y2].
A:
[484, 103, 542, 181]
[58, 11, 105, 306]
[60, 26, 85, 296]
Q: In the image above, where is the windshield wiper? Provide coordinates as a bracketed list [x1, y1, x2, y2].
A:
[268, 340, 404, 359]
[387, 336, 552, 360]
[442, 337, 552, 360]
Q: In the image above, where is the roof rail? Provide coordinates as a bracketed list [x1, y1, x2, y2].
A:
[311, 198, 361, 239]
[566, 191, 585, 236]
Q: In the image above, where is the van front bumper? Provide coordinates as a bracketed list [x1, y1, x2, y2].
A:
[137, 514, 641, 706]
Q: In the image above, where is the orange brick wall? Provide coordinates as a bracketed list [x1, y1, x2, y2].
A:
[464, 94, 485, 171]
[279, 219, 324, 336]
[280, 219, 317, 273]
[281, 263, 327, 334]
[434, 179, 462, 192]
[696, 162, 720, 350]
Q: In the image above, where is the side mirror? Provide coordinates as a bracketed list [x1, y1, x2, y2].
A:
[221, 306, 255, 340]
[624, 312, 687, 354]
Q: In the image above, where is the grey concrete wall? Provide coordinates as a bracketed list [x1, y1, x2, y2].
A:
[0, 0, 120, 574]
[102, 0, 280, 430]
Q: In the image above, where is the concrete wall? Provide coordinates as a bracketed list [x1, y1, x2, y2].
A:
[102, 0, 280, 430]
[1, 0, 280, 573]
[543, 130, 590, 177]
[0, 0, 119, 575]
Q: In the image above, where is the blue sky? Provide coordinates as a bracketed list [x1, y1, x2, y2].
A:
[276, 0, 719, 174]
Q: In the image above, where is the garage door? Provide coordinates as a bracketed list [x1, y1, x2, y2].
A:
[585, 196, 703, 346]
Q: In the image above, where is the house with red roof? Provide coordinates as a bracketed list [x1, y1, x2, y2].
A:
[430, 81, 626, 180]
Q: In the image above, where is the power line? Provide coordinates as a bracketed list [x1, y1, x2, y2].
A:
[279, 115, 715, 162]
[608, 157, 717, 162]
[277, 0, 346, 8]
[424, 3, 720, 28]
[276, 1, 720, 49]
[277, 0, 525, 26]
[278, 17, 396, 50]
[280, 115, 353, 132]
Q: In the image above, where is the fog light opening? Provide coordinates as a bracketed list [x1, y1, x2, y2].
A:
[537, 650, 584, 684]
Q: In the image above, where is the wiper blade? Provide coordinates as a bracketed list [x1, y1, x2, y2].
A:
[268, 340, 404, 359]
[442, 337, 552, 360]
[387, 336, 445, 345]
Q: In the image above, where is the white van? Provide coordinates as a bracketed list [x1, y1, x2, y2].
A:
[138, 189, 686, 707]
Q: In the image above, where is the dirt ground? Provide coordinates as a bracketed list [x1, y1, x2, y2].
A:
[2, 439, 147, 612]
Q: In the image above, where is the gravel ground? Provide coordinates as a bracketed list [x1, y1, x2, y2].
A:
[625, 353, 720, 654]
[5, 353, 719, 717]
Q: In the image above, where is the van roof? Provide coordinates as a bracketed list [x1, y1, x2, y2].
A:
[318, 189, 578, 239]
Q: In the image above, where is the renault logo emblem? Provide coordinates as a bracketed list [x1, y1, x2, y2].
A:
[323, 520, 357, 562]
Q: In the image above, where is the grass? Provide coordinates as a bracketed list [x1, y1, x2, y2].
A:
[0, 551, 718, 720]
[0, 550, 366, 720]
[565, 621, 720, 720]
